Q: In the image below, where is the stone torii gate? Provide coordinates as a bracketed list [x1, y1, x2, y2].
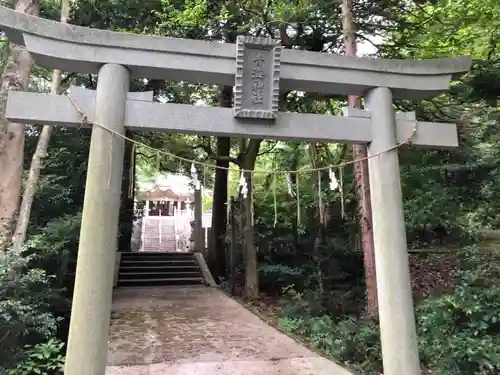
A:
[0, 6, 471, 375]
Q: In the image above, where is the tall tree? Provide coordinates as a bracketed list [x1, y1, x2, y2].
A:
[0, 0, 40, 252]
[240, 139, 262, 299]
[208, 21, 238, 280]
[12, 0, 72, 251]
[208, 89, 231, 280]
[342, 0, 377, 316]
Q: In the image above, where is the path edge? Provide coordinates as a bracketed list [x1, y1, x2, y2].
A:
[193, 252, 217, 287]
[218, 288, 359, 375]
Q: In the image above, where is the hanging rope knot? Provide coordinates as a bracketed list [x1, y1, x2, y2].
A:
[68, 94, 90, 130]
[407, 121, 418, 149]
[79, 115, 89, 129]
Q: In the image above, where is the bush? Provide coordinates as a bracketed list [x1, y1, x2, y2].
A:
[27, 213, 81, 259]
[259, 264, 305, 295]
[0, 251, 62, 369]
[417, 246, 500, 374]
[278, 246, 500, 375]
[279, 287, 329, 318]
[8, 339, 65, 375]
[279, 315, 381, 374]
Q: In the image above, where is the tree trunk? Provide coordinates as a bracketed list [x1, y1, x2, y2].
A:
[208, 26, 236, 281]
[228, 197, 237, 294]
[309, 142, 326, 296]
[208, 86, 232, 280]
[0, 0, 40, 252]
[241, 139, 261, 299]
[118, 130, 135, 253]
[11, 0, 72, 252]
[289, 151, 300, 250]
[342, 0, 378, 317]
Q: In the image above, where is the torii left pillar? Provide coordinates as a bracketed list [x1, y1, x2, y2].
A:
[65, 64, 130, 375]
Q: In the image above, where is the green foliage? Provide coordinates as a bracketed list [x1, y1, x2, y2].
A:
[279, 288, 328, 318]
[279, 315, 381, 373]
[274, 241, 365, 312]
[279, 246, 500, 375]
[8, 339, 65, 375]
[387, 0, 500, 60]
[4, 0, 500, 373]
[258, 264, 304, 295]
[28, 213, 81, 255]
[0, 252, 62, 368]
[23, 128, 90, 232]
[383, 0, 500, 241]
[417, 247, 500, 374]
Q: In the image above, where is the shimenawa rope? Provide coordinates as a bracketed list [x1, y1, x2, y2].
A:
[67, 95, 418, 175]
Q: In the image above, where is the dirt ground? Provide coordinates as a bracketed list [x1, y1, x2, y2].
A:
[106, 286, 353, 375]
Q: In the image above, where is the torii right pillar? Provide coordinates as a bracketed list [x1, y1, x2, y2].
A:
[366, 86, 420, 375]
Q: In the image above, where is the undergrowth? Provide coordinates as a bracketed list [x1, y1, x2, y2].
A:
[277, 246, 500, 375]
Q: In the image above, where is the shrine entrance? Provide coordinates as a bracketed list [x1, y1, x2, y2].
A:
[0, 6, 471, 375]
[137, 174, 195, 217]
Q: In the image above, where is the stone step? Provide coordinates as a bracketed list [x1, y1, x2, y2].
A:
[119, 271, 202, 280]
[117, 252, 205, 287]
[141, 250, 177, 253]
[140, 251, 178, 253]
[143, 236, 175, 238]
[122, 252, 193, 260]
[141, 245, 176, 248]
[144, 226, 175, 230]
[141, 242, 176, 248]
[120, 260, 197, 267]
[143, 232, 175, 235]
[117, 277, 205, 287]
[119, 265, 200, 272]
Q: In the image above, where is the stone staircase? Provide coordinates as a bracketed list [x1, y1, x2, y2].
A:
[117, 252, 206, 287]
[142, 216, 177, 252]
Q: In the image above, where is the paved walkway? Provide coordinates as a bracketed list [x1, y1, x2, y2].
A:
[106, 286, 353, 375]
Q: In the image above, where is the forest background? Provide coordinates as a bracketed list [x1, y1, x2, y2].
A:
[1, 0, 500, 374]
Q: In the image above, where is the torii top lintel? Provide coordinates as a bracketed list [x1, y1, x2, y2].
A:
[0, 6, 471, 100]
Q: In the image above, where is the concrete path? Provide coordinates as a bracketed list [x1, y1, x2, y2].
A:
[106, 286, 353, 375]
